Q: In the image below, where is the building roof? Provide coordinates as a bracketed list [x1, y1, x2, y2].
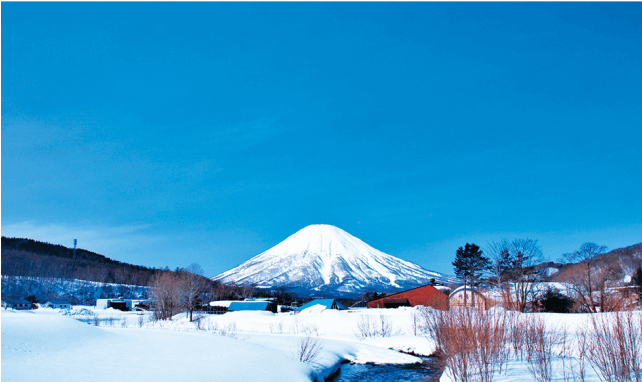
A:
[367, 284, 443, 303]
[209, 300, 233, 308]
[227, 301, 275, 311]
[295, 299, 347, 311]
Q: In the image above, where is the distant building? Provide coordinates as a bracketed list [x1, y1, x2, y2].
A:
[12, 299, 31, 310]
[448, 286, 488, 309]
[44, 300, 71, 310]
[366, 284, 448, 310]
[227, 301, 278, 313]
[206, 300, 232, 314]
[96, 298, 151, 311]
[295, 299, 348, 312]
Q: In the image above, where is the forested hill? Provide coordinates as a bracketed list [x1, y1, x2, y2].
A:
[3, 237, 129, 265]
[1, 237, 159, 286]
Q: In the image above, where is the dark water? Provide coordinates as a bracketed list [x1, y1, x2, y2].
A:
[327, 357, 442, 382]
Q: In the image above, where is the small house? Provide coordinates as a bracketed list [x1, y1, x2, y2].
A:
[12, 299, 32, 310]
[44, 300, 71, 310]
[448, 286, 487, 309]
[227, 301, 278, 314]
[96, 298, 130, 311]
[366, 284, 449, 310]
[295, 299, 348, 313]
[207, 300, 232, 314]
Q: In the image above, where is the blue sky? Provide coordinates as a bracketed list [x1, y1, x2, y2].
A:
[2, 3, 641, 277]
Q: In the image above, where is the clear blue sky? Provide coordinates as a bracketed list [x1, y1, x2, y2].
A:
[2, 2, 641, 277]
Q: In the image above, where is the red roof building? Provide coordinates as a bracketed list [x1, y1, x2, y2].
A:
[366, 284, 449, 310]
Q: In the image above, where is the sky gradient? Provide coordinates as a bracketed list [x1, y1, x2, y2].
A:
[2, 3, 641, 277]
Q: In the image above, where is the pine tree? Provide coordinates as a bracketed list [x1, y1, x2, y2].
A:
[453, 243, 490, 307]
[632, 266, 642, 303]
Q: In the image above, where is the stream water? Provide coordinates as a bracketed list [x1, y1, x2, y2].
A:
[327, 357, 443, 382]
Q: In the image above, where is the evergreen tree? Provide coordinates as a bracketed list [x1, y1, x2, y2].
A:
[632, 266, 642, 303]
[632, 266, 642, 287]
[452, 243, 490, 307]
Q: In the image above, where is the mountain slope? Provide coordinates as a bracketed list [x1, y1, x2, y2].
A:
[1, 236, 157, 286]
[213, 225, 452, 296]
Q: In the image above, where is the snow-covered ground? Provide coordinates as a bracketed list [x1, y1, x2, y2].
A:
[3, 305, 640, 381]
[1, 306, 426, 382]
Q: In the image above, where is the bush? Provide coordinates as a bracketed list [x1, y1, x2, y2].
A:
[537, 287, 574, 313]
[294, 336, 323, 363]
[354, 312, 396, 340]
[421, 307, 510, 382]
[588, 311, 642, 382]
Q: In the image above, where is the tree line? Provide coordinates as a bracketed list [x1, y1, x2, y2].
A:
[452, 239, 642, 313]
[2, 237, 159, 286]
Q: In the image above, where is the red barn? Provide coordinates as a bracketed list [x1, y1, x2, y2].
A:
[366, 284, 449, 310]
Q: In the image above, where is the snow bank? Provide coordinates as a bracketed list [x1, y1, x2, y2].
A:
[300, 304, 327, 314]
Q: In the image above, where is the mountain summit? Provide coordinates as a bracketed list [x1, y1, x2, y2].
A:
[213, 224, 451, 296]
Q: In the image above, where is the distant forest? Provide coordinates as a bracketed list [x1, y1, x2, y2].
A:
[2, 237, 161, 286]
[0, 237, 310, 306]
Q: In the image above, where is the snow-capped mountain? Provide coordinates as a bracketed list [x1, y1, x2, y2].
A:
[213, 224, 452, 296]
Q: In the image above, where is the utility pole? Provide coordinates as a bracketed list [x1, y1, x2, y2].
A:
[71, 239, 77, 276]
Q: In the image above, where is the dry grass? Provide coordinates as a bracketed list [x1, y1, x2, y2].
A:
[524, 316, 556, 382]
[587, 311, 642, 382]
[269, 320, 284, 334]
[422, 307, 642, 382]
[421, 307, 510, 382]
[294, 336, 324, 363]
[217, 321, 238, 338]
[354, 312, 397, 340]
[302, 322, 320, 337]
[558, 324, 589, 382]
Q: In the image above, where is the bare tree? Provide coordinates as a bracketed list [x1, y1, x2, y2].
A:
[511, 239, 545, 312]
[178, 263, 208, 322]
[485, 238, 544, 312]
[150, 271, 181, 320]
[561, 243, 623, 313]
[487, 239, 514, 308]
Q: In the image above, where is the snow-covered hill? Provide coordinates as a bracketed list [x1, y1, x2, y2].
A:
[213, 225, 452, 296]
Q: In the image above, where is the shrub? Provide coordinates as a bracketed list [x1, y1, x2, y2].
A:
[421, 307, 510, 382]
[588, 311, 642, 382]
[354, 312, 396, 340]
[294, 336, 323, 363]
[525, 316, 556, 382]
[537, 287, 575, 313]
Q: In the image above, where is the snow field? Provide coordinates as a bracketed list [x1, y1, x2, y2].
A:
[2, 306, 429, 382]
[4, 305, 639, 382]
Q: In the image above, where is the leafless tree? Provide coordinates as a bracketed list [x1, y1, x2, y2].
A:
[150, 271, 181, 320]
[510, 239, 544, 312]
[178, 263, 208, 322]
[562, 243, 623, 313]
[486, 238, 544, 311]
[487, 239, 514, 308]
